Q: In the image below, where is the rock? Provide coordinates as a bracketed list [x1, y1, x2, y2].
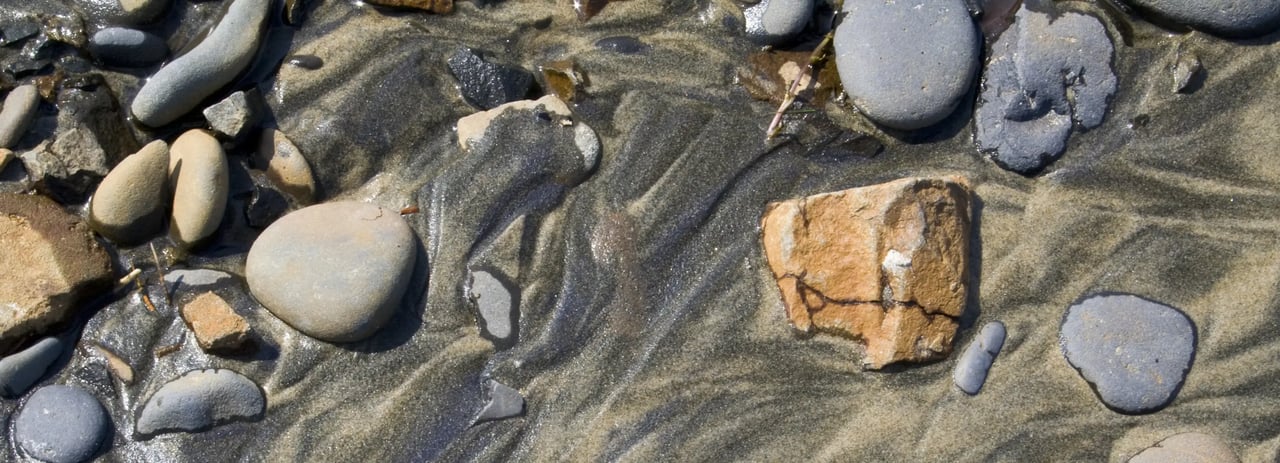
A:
[90, 343, 134, 385]
[245, 169, 291, 228]
[456, 95, 566, 151]
[1121, 0, 1280, 37]
[286, 54, 322, 70]
[135, 369, 265, 436]
[833, 0, 980, 130]
[203, 89, 265, 140]
[0, 193, 113, 353]
[180, 291, 250, 353]
[953, 321, 1006, 395]
[447, 47, 534, 110]
[88, 27, 167, 67]
[14, 385, 110, 463]
[574, 123, 601, 173]
[0, 337, 63, 398]
[0, 19, 40, 46]
[130, 0, 271, 127]
[0, 84, 40, 148]
[974, 5, 1116, 174]
[1173, 51, 1204, 94]
[164, 268, 234, 288]
[467, 269, 518, 343]
[760, 177, 973, 369]
[21, 85, 139, 204]
[246, 201, 417, 343]
[168, 129, 229, 249]
[473, 379, 524, 424]
[88, 139, 169, 245]
[255, 129, 315, 204]
[594, 36, 650, 54]
[1129, 432, 1240, 463]
[363, 0, 454, 13]
[745, 0, 813, 45]
[1060, 294, 1195, 414]
[0, 148, 12, 171]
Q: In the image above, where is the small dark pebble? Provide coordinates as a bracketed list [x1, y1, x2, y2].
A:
[447, 46, 533, 110]
[287, 54, 323, 70]
[594, 36, 650, 54]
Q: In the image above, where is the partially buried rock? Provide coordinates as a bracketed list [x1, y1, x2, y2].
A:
[246, 201, 417, 343]
[203, 89, 265, 141]
[975, 4, 1116, 174]
[0, 193, 113, 353]
[467, 269, 518, 345]
[833, 0, 980, 130]
[761, 177, 973, 369]
[473, 379, 524, 425]
[168, 129, 229, 249]
[0, 337, 63, 398]
[180, 291, 250, 353]
[15, 385, 110, 463]
[88, 27, 167, 67]
[744, 0, 814, 45]
[594, 36, 650, 55]
[0, 84, 40, 148]
[1129, 432, 1240, 463]
[448, 47, 534, 110]
[255, 129, 315, 204]
[1120, 0, 1280, 37]
[89, 140, 170, 245]
[362, 0, 454, 13]
[136, 369, 265, 436]
[953, 321, 1006, 395]
[1060, 294, 1195, 414]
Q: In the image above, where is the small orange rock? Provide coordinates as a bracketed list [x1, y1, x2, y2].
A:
[761, 176, 973, 369]
[180, 292, 250, 354]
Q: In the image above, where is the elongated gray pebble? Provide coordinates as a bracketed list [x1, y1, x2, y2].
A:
[136, 369, 265, 436]
[1121, 0, 1280, 37]
[0, 337, 63, 398]
[15, 385, 110, 463]
[89, 27, 167, 67]
[0, 84, 40, 148]
[130, 0, 270, 126]
[164, 268, 233, 287]
[953, 321, 1006, 395]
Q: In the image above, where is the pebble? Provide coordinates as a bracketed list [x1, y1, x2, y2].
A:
[468, 270, 518, 343]
[255, 129, 316, 204]
[1060, 294, 1195, 414]
[180, 291, 250, 353]
[0, 147, 12, 170]
[136, 369, 265, 436]
[88, 27, 167, 68]
[574, 123, 601, 173]
[594, 36, 650, 54]
[168, 129, 229, 249]
[203, 89, 264, 140]
[953, 321, 1006, 395]
[88, 140, 169, 245]
[246, 201, 417, 343]
[974, 6, 1116, 174]
[833, 0, 979, 130]
[0, 337, 63, 398]
[130, 0, 270, 127]
[745, 0, 813, 45]
[164, 268, 234, 288]
[1173, 51, 1203, 94]
[286, 54, 323, 70]
[474, 379, 524, 424]
[0, 84, 40, 148]
[0, 19, 40, 46]
[1121, 0, 1280, 37]
[447, 47, 534, 110]
[1129, 432, 1240, 463]
[116, 0, 170, 25]
[14, 385, 110, 463]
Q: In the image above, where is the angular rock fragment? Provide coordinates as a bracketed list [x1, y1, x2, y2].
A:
[136, 369, 265, 436]
[447, 47, 534, 110]
[88, 27, 167, 67]
[473, 379, 524, 424]
[168, 129, 229, 249]
[88, 140, 169, 245]
[761, 177, 973, 369]
[180, 291, 250, 353]
[203, 89, 265, 140]
[255, 129, 315, 204]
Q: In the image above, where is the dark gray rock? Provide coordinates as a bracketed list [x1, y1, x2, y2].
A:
[15, 385, 110, 463]
[953, 321, 1006, 395]
[88, 27, 167, 68]
[467, 269, 518, 343]
[286, 54, 323, 70]
[1121, 0, 1280, 37]
[1060, 294, 1195, 414]
[974, 5, 1116, 174]
[21, 85, 140, 204]
[0, 84, 40, 149]
[744, 0, 813, 45]
[594, 36, 650, 54]
[0, 337, 63, 398]
[0, 19, 41, 46]
[202, 89, 265, 140]
[245, 169, 290, 228]
[136, 369, 265, 436]
[473, 379, 524, 424]
[447, 47, 533, 110]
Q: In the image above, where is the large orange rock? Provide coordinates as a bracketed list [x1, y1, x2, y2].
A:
[761, 176, 973, 369]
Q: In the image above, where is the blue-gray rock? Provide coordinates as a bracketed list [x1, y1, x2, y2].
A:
[833, 0, 979, 130]
[135, 369, 265, 436]
[447, 47, 533, 110]
[0, 84, 40, 148]
[246, 201, 417, 342]
[468, 269, 518, 343]
[88, 27, 167, 67]
[0, 337, 63, 398]
[202, 89, 264, 140]
[974, 5, 1116, 174]
[0, 19, 40, 46]
[953, 321, 1006, 395]
[15, 385, 110, 463]
[745, 0, 814, 45]
[1121, 0, 1280, 37]
[594, 36, 650, 54]
[130, 0, 270, 127]
[473, 379, 524, 424]
[1060, 294, 1195, 414]
[164, 268, 233, 288]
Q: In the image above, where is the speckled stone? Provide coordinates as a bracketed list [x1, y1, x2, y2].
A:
[447, 47, 533, 110]
[136, 369, 265, 436]
[15, 385, 110, 463]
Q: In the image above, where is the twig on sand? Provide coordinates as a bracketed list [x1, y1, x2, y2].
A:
[766, 0, 844, 141]
[137, 279, 157, 312]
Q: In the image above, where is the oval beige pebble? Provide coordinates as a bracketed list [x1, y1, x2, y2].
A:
[1129, 432, 1240, 463]
[0, 84, 40, 148]
[168, 130, 228, 249]
[89, 140, 169, 245]
[245, 201, 417, 342]
[256, 129, 315, 204]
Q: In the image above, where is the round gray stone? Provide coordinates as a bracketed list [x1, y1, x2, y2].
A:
[15, 385, 110, 463]
[953, 321, 1006, 395]
[1060, 294, 1195, 414]
[89, 140, 169, 245]
[0, 337, 64, 398]
[88, 27, 167, 67]
[833, 0, 979, 130]
[136, 369, 265, 436]
[246, 201, 417, 342]
[745, 0, 814, 45]
[1121, 0, 1280, 37]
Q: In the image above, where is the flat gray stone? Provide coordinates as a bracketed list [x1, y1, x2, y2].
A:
[0, 84, 40, 148]
[447, 47, 533, 110]
[0, 337, 63, 398]
[953, 321, 1006, 395]
[1061, 294, 1195, 414]
[1129, 432, 1240, 463]
[164, 268, 234, 288]
[468, 269, 517, 343]
[15, 385, 110, 463]
[136, 369, 265, 436]
[89, 140, 170, 245]
[833, 0, 979, 130]
[246, 201, 417, 342]
[88, 27, 167, 67]
[1121, 0, 1280, 37]
[473, 379, 524, 424]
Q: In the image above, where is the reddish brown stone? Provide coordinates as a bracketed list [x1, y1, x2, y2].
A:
[761, 177, 973, 369]
[180, 291, 250, 354]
